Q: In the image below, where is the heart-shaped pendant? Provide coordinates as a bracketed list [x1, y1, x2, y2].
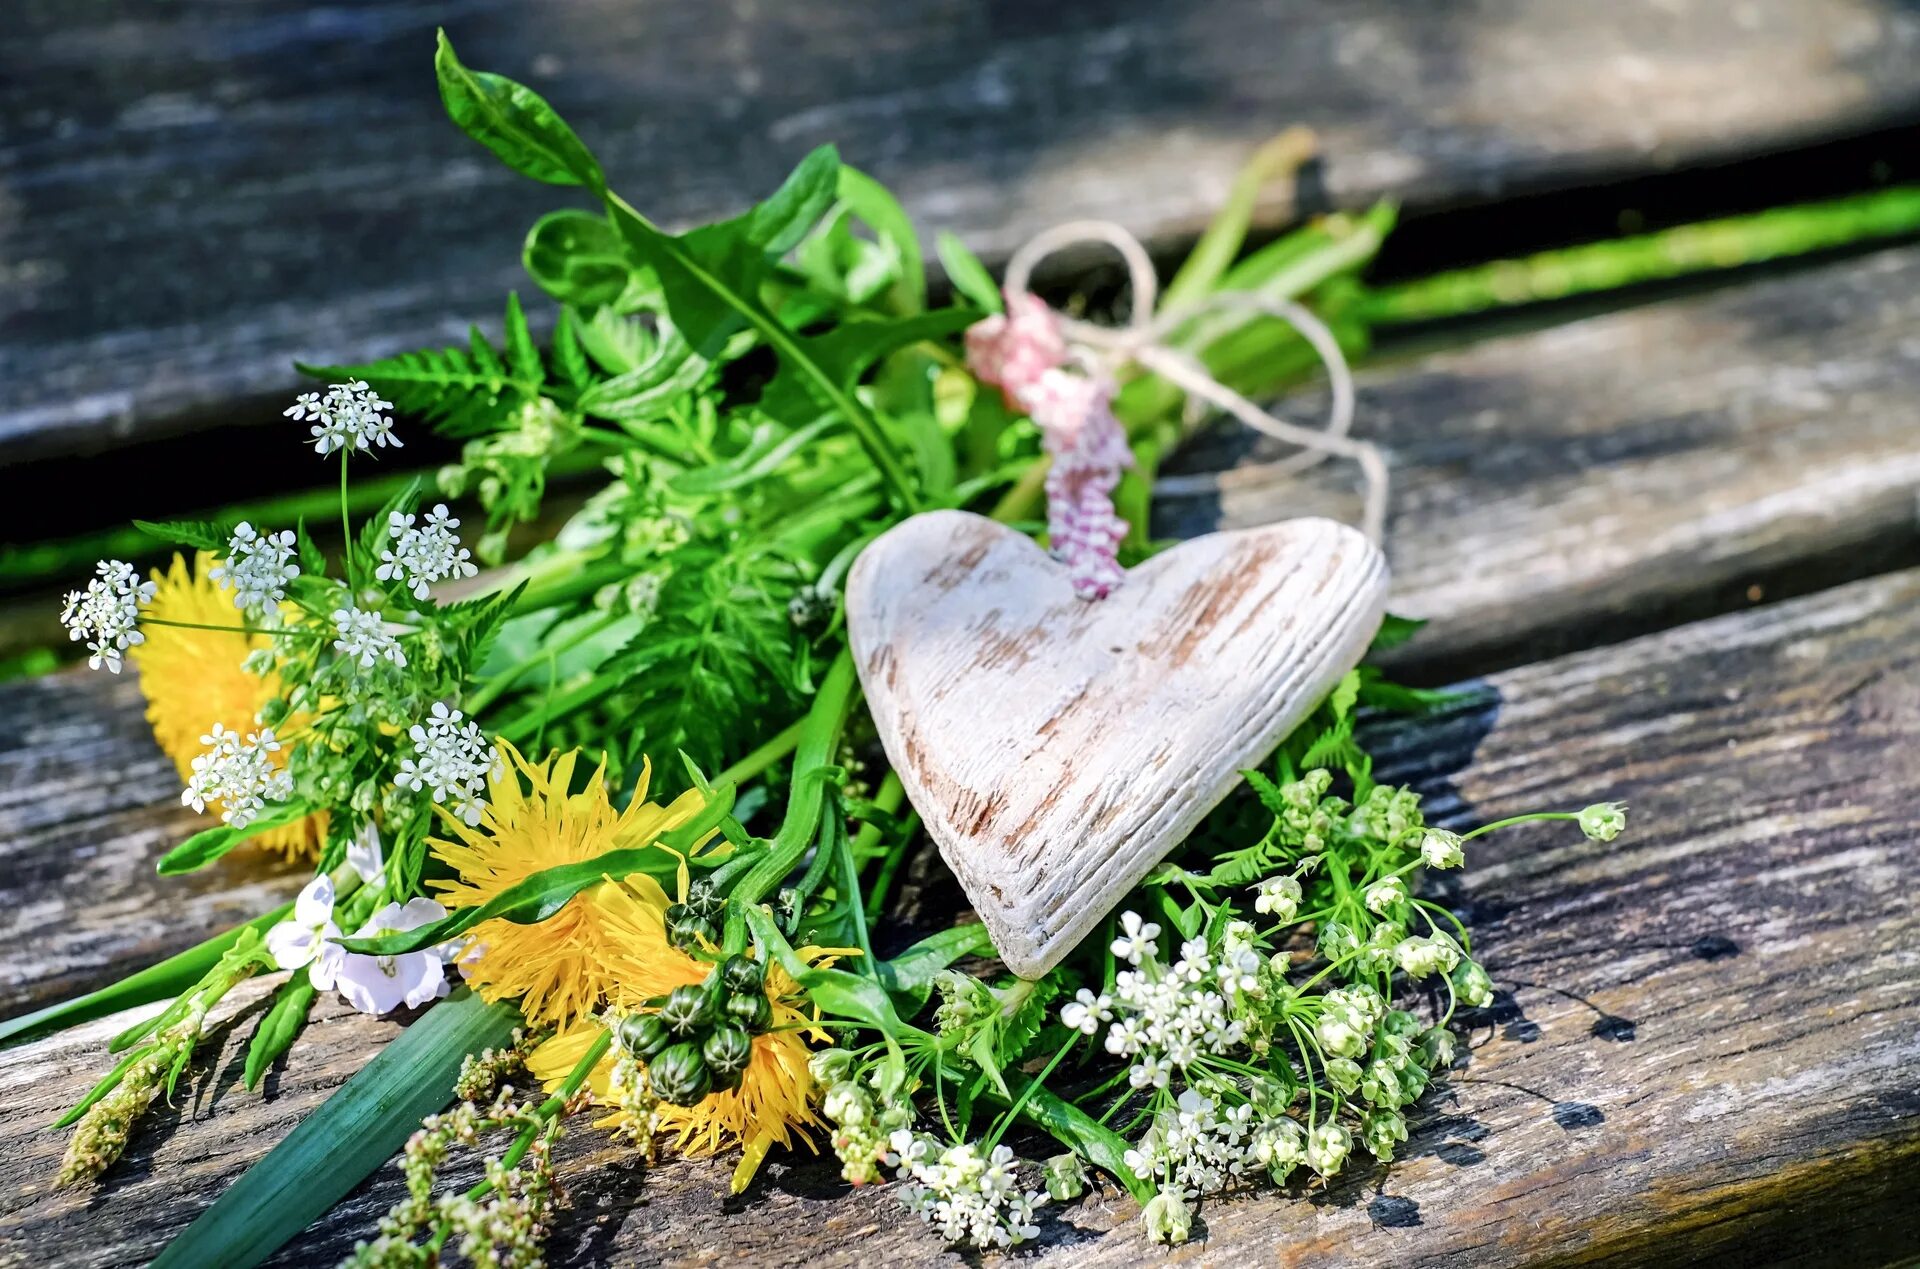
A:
[847, 510, 1389, 977]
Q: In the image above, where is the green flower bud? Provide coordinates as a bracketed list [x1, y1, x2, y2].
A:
[1043, 1153, 1089, 1201]
[807, 1047, 856, 1086]
[1143, 1189, 1193, 1245]
[1420, 828, 1465, 869]
[1419, 1025, 1458, 1070]
[1361, 1108, 1409, 1162]
[721, 954, 765, 997]
[1452, 959, 1494, 1009]
[649, 1041, 711, 1106]
[1323, 1056, 1363, 1093]
[660, 984, 711, 1036]
[726, 990, 773, 1035]
[616, 1012, 673, 1061]
[667, 911, 718, 951]
[1579, 802, 1627, 843]
[685, 877, 723, 919]
[702, 1025, 754, 1089]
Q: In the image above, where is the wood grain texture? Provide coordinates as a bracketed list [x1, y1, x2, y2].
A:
[6, 0, 1920, 460]
[0, 670, 300, 1019]
[1159, 240, 1920, 676]
[848, 511, 1387, 976]
[3, 565, 1915, 1266]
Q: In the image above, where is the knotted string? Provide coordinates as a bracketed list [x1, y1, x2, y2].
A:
[968, 220, 1388, 598]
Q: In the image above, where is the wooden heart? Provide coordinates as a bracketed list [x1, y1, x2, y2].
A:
[847, 509, 1389, 977]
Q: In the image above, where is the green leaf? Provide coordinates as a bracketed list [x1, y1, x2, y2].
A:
[356, 477, 426, 576]
[671, 417, 837, 495]
[756, 309, 977, 429]
[339, 783, 735, 954]
[744, 904, 908, 1041]
[746, 145, 843, 255]
[997, 1065, 1151, 1203]
[134, 518, 236, 553]
[0, 904, 292, 1048]
[153, 989, 519, 1269]
[836, 166, 926, 312]
[523, 210, 637, 309]
[1369, 612, 1426, 654]
[158, 801, 316, 876]
[244, 971, 317, 1091]
[299, 337, 539, 439]
[434, 30, 602, 189]
[936, 231, 1001, 312]
[551, 307, 594, 391]
[573, 323, 708, 424]
[876, 923, 996, 1012]
[502, 292, 542, 385]
[1327, 669, 1362, 723]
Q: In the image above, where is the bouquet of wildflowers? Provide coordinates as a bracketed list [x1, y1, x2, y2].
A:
[31, 33, 1629, 1264]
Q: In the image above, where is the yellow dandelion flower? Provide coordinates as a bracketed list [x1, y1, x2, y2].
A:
[129, 552, 327, 859]
[429, 742, 712, 1028]
[527, 879, 849, 1192]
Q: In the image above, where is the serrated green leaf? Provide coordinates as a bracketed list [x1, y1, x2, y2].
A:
[0, 904, 291, 1048]
[434, 31, 601, 189]
[153, 989, 519, 1269]
[1243, 768, 1290, 818]
[936, 231, 1001, 312]
[158, 800, 317, 876]
[356, 477, 424, 577]
[243, 971, 316, 1091]
[1369, 612, 1426, 654]
[550, 307, 593, 391]
[134, 518, 236, 553]
[671, 417, 836, 495]
[339, 782, 735, 954]
[503, 292, 541, 384]
[299, 344, 538, 440]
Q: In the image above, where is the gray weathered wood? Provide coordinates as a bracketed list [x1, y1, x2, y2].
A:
[6, 0, 1920, 461]
[2, 565, 1915, 1265]
[1159, 240, 1920, 674]
[9, 240, 1920, 1017]
[849, 510, 1386, 977]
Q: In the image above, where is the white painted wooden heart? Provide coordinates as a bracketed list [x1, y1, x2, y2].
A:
[846, 509, 1390, 978]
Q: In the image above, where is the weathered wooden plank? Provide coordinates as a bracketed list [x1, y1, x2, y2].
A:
[3, 564, 1915, 1266]
[1159, 240, 1920, 675]
[10, 239, 1920, 1018]
[6, 0, 1920, 461]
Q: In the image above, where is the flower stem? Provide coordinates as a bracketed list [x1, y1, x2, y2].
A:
[142, 617, 285, 637]
[715, 718, 807, 789]
[460, 1027, 611, 1206]
[339, 455, 356, 593]
[1460, 811, 1579, 841]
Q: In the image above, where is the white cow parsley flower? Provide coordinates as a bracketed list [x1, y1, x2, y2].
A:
[180, 723, 293, 829]
[317, 898, 455, 1015]
[266, 875, 340, 971]
[375, 503, 477, 601]
[1060, 988, 1113, 1036]
[287, 380, 401, 456]
[395, 702, 492, 825]
[331, 605, 406, 670]
[209, 522, 300, 615]
[58, 559, 155, 672]
[1110, 910, 1161, 966]
[1252, 874, 1301, 920]
[889, 1134, 1046, 1250]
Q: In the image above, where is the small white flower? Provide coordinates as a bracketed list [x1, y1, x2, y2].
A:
[1420, 827, 1466, 869]
[317, 898, 453, 1016]
[1306, 1121, 1352, 1177]
[209, 522, 300, 614]
[265, 875, 340, 971]
[1394, 933, 1463, 979]
[394, 702, 492, 825]
[1110, 910, 1161, 966]
[58, 559, 155, 673]
[1060, 988, 1112, 1036]
[181, 723, 294, 828]
[1579, 802, 1628, 842]
[331, 605, 406, 670]
[291, 380, 400, 457]
[1364, 876, 1407, 915]
[346, 822, 385, 883]
[1253, 874, 1301, 920]
[1129, 1054, 1171, 1090]
[375, 503, 477, 601]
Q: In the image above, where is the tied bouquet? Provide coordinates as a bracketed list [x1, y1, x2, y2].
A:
[31, 32, 1630, 1264]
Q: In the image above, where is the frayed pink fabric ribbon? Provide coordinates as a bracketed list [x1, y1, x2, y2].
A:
[963, 220, 1387, 601]
[967, 295, 1132, 598]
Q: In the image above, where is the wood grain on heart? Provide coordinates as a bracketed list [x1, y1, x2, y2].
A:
[847, 510, 1390, 977]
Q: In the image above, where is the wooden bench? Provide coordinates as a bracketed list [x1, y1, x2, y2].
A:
[3, 2, 1920, 1264]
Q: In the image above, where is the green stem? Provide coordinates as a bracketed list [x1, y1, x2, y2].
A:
[142, 617, 285, 637]
[715, 718, 807, 789]
[860, 773, 910, 914]
[831, 798, 878, 978]
[1460, 811, 1579, 841]
[461, 1027, 611, 1206]
[339, 455, 356, 592]
[464, 610, 622, 715]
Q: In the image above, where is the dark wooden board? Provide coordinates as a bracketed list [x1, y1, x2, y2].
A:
[8, 240, 1920, 1018]
[1159, 242, 1920, 675]
[2, 565, 1915, 1266]
[7, 0, 1920, 462]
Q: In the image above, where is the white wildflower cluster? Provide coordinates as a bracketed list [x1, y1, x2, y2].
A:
[376, 504, 477, 601]
[210, 522, 300, 615]
[332, 605, 406, 671]
[59, 559, 155, 672]
[1097, 912, 1249, 1088]
[181, 723, 293, 829]
[1123, 1089, 1256, 1203]
[286, 380, 401, 457]
[394, 703, 493, 826]
[889, 1133, 1047, 1251]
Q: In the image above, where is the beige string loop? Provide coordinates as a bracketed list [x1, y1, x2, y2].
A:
[1001, 221, 1389, 546]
